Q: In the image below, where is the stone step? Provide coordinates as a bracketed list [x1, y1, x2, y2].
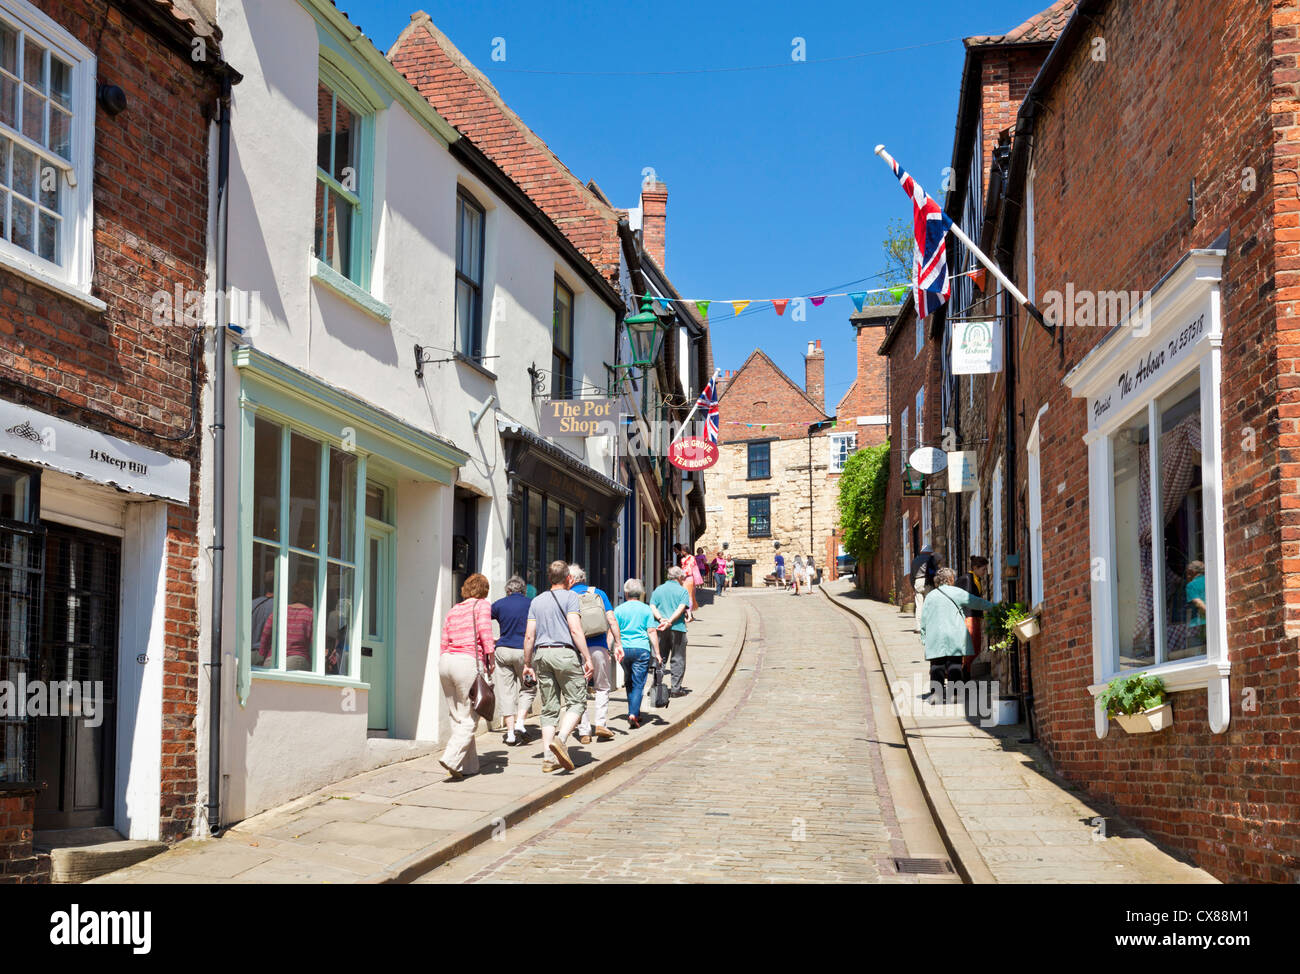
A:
[34, 829, 167, 884]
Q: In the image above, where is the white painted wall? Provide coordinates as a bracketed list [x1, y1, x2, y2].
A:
[115, 501, 168, 841]
[205, 0, 619, 823]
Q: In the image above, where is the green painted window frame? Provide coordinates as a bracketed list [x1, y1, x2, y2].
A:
[312, 50, 380, 292]
[247, 412, 367, 684]
[233, 347, 468, 705]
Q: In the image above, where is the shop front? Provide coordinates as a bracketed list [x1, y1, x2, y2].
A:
[226, 348, 468, 822]
[0, 397, 192, 843]
[500, 421, 627, 598]
[1063, 250, 1230, 736]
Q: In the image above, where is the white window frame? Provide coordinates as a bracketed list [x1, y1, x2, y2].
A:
[1025, 164, 1036, 303]
[915, 387, 925, 447]
[1026, 403, 1047, 611]
[921, 495, 931, 549]
[914, 311, 923, 357]
[900, 405, 909, 473]
[991, 457, 1003, 603]
[969, 485, 981, 556]
[0, 0, 96, 302]
[828, 431, 856, 473]
[1064, 250, 1230, 737]
[902, 512, 911, 582]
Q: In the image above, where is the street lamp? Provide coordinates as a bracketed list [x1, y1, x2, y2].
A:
[611, 294, 666, 394]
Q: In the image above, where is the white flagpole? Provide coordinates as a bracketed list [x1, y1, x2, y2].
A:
[874, 144, 1049, 329]
[669, 367, 722, 445]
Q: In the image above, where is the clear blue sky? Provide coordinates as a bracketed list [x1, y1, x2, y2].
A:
[349, 0, 1052, 411]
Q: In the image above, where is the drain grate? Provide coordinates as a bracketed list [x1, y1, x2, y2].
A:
[892, 857, 955, 875]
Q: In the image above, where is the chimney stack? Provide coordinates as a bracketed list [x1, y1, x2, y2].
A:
[805, 339, 825, 411]
[640, 179, 668, 269]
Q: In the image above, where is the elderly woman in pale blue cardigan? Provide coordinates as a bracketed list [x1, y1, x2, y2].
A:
[920, 567, 995, 687]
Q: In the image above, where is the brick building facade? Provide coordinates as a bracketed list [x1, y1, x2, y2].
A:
[869, 0, 1300, 882]
[0, 0, 223, 881]
[700, 339, 865, 583]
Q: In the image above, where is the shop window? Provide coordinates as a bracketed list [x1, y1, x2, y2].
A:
[456, 189, 485, 357]
[747, 496, 771, 538]
[829, 432, 856, 473]
[1065, 252, 1228, 734]
[747, 441, 770, 480]
[0, 462, 40, 785]
[314, 73, 369, 286]
[0, 2, 94, 290]
[552, 278, 573, 399]
[1110, 371, 1205, 670]
[249, 416, 360, 678]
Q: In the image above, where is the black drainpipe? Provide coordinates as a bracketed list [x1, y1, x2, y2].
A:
[208, 67, 235, 834]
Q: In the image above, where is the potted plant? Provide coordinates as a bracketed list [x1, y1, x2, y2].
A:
[1010, 605, 1040, 643]
[1097, 673, 1172, 734]
[985, 601, 1029, 651]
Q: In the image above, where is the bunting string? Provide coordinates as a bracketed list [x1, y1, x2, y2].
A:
[647, 267, 986, 321]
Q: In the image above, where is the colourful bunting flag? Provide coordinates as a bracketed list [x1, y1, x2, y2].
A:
[772, 299, 789, 316]
[731, 300, 751, 316]
[810, 296, 827, 307]
[694, 300, 710, 320]
[971, 269, 987, 293]
[889, 286, 907, 302]
[849, 292, 867, 311]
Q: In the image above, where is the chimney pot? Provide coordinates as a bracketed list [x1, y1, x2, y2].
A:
[640, 179, 668, 270]
[805, 340, 825, 411]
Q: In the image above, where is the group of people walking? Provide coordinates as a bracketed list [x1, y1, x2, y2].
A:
[436, 559, 698, 779]
[909, 545, 993, 689]
[677, 542, 734, 598]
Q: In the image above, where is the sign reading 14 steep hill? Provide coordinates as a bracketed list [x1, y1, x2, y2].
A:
[540, 398, 617, 437]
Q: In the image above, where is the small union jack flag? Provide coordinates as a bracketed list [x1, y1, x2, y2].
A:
[696, 373, 719, 445]
[883, 150, 954, 320]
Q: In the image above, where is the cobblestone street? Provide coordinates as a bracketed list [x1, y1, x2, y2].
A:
[417, 589, 955, 884]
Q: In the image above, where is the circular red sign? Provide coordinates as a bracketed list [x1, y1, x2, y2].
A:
[668, 437, 719, 471]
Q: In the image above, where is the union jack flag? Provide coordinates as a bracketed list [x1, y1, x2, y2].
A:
[885, 151, 954, 320]
[696, 373, 719, 445]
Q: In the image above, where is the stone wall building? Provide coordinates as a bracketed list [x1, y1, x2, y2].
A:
[700, 329, 877, 584]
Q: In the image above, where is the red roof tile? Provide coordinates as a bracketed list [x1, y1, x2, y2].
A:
[965, 0, 1076, 48]
[388, 12, 622, 286]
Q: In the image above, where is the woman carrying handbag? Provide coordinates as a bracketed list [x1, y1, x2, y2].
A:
[438, 573, 496, 779]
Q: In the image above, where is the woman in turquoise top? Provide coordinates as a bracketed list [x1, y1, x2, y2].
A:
[920, 567, 995, 689]
[613, 578, 663, 728]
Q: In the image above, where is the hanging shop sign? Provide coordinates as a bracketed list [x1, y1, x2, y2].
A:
[951, 320, 1002, 375]
[0, 398, 191, 502]
[908, 446, 947, 474]
[668, 437, 719, 471]
[539, 397, 618, 437]
[903, 464, 925, 496]
[947, 450, 977, 493]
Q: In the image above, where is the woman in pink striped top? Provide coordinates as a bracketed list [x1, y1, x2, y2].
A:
[438, 573, 495, 779]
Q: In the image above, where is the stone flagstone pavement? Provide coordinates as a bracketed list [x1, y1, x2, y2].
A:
[92, 589, 746, 884]
[822, 580, 1217, 884]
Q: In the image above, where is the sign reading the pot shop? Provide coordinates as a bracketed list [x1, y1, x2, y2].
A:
[539, 398, 617, 437]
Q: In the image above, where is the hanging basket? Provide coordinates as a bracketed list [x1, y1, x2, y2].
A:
[1114, 703, 1173, 734]
[1012, 614, 1040, 643]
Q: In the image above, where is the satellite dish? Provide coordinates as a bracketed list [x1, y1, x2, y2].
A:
[908, 447, 948, 475]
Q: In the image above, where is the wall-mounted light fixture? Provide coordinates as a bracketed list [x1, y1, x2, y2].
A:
[98, 84, 128, 116]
